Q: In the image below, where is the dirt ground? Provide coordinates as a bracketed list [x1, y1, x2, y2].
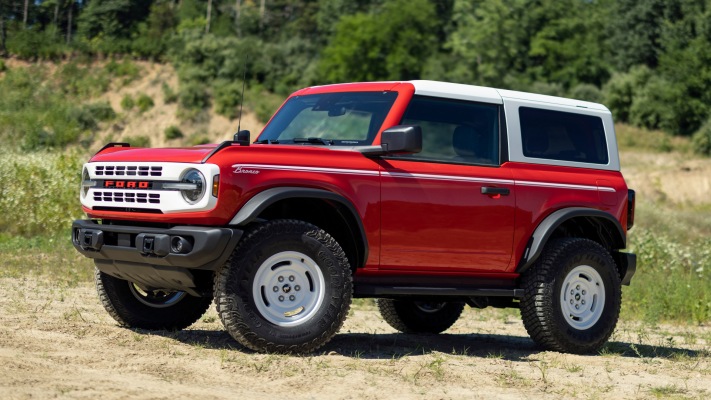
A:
[0, 277, 708, 400]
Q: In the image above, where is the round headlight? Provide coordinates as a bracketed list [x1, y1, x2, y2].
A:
[181, 169, 206, 204]
[81, 167, 95, 199]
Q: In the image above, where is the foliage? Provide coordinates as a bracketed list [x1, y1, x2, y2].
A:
[120, 94, 134, 110]
[0, 59, 5, 72]
[692, 118, 711, 157]
[213, 79, 242, 119]
[164, 125, 183, 140]
[136, 93, 155, 113]
[624, 228, 711, 324]
[178, 81, 209, 111]
[319, 0, 438, 82]
[0, 152, 84, 236]
[105, 59, 141, 85]
[162, 82, 177, 103]
[130, 135, 151, 147]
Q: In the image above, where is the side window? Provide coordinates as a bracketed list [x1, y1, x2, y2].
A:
[396, 96, 500, 165]
[519, 107, 609, 165]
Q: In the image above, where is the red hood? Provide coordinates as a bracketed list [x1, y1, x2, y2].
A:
[90, 145, 218, 164]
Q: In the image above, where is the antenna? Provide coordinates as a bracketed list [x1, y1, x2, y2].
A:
[236, 58, 247, 133]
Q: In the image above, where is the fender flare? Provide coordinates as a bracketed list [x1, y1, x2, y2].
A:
[229, 187, 368, 267]
[516, 207, 626, 274]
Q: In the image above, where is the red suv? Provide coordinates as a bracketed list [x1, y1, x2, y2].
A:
[72, 80, 636, 354]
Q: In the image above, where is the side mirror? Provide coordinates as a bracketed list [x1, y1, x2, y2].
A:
[234, 130, 251, 146]
[380, 125, 422, 154]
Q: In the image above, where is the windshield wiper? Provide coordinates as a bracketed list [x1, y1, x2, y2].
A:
[254, 139, 280, 144]
[293, 137, 334, 145]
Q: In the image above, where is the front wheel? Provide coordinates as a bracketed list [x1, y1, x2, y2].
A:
[377, 299, 464, 334]
[95, 268, 213, 330]
[214, 220, 352, 353]
[520, 238, 622, 354]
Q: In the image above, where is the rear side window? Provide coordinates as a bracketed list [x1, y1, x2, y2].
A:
[519, 107, 608, 165]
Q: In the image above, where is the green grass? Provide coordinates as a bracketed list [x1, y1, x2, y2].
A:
[0, 151, 85, 237]
[622, 200, 711, 324]
[616, 123, 692, 154]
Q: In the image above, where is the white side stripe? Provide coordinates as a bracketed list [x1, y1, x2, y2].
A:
[231, 164, 616, 193]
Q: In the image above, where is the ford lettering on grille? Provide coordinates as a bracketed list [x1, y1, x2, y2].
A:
[103, 180, 152, 189]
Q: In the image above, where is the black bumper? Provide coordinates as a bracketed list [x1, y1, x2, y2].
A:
[613, 251, 637, 286]
[72, 220, 243, 293]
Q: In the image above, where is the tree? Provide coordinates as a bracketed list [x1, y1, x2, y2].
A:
[319, 0, 438, 82]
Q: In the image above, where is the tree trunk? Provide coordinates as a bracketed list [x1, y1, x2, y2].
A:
[0, 1, 6, 55]
[0, 17, 6, 56]
[66, 3, 72, 44]
[205, 0, 212, 34]
[259, 0, 265, 32]
[235, 0, 241, 37]
[23, 0, 29, 28]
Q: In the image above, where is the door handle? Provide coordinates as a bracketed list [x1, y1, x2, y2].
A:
[481, 187, 510, 196]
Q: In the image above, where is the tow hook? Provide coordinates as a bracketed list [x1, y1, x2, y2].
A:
[74, 228, 104, 251]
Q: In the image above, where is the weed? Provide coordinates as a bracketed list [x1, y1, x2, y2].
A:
[162, 82, 178, 103]
[165, 125, 184, 140]
[121, 94, 135, 111]
[649, 384, 686, 397]
[564, 363, 583, 373]
[130, 136, 151, 148]
[136, 93, 155, 113]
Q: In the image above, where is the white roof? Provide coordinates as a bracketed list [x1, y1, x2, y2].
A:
[410, 80, 608, 111]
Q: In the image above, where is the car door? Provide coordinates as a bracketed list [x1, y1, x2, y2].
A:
[379, 95, 516, 273]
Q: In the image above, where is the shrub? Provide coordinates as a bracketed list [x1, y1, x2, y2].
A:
[692, 118, 711, 156]
[85, 102, 116, 122]
[0, 59, 6, 72]
[162, 82, 178, 103]
[0, 152, 84, 236]
[164, 125, 183, 140]
[178, 82, 209, 111]
[130, 136, 151, 147]
[105, 59, 141, 85]
[121, 94, 135, 111]
[568, 84, 603, 103]
[213, 80, 242, 119]
[136, 93, 155, 113]
[602, 66, 651, 123]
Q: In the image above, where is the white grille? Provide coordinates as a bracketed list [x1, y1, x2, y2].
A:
[94, 165, 163, 177]
[93, 191, 160, 204]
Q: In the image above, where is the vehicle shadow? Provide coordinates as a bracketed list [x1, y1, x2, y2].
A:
[152, 329, 705, 361]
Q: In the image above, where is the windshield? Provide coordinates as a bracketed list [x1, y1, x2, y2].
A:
[258, 91, 398, 145]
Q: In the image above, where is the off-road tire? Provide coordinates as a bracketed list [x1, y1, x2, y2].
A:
[94, 268, 213, 330]
[214, 219, 352, 354]
[520, 238, 621, 354]
[377, 299, 465, 334]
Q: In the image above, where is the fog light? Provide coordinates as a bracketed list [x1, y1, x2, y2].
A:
[171, 236, 193, 254]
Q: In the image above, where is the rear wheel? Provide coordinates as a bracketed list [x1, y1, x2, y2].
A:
[94, 268, 213, 330]
[377, 299, 464, 334]
[215, 219, 352, 353]
[520, 238, 621, 354]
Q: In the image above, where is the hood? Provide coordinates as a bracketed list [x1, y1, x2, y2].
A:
[90, 145, 218, 164]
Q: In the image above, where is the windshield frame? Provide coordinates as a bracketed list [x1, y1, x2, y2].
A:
[256, 91, 400, 146]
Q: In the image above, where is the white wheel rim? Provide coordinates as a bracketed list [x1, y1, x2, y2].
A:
[252, 251, 325, 327]
[559, 265, 605, 330]
[414, 301, 446, 313]
[128, 284, 186, 308]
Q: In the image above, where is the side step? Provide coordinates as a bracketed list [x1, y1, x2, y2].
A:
[354, 285, 524, 298]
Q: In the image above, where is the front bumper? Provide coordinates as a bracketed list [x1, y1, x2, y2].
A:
[72, 220, 243, 294]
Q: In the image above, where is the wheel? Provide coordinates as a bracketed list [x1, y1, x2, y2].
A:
[94, 268, 213, 330]
[377, 299, 464, 334]
[214, 219, 352, 353]
[520, 238, 622, 354]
